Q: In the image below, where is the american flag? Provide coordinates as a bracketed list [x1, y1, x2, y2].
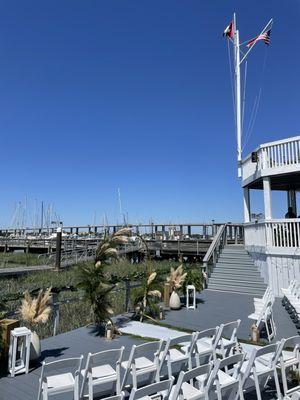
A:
[247, 29, 271, 47]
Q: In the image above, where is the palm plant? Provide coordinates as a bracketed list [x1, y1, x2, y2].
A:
[20, 288, 52, 329]
[77, 228, 132, 332]
[132, 271, 161, 321]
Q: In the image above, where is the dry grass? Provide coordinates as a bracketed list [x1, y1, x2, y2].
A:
[20, 288, 52, 328]
[166, 265, 187, 291]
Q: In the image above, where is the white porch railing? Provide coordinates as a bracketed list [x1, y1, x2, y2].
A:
[245, 219, 300, 248]
[244, 222, 266, 248]
[242, 136, 300, 181]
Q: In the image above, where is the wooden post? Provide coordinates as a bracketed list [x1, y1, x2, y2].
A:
[124, 280, 131, 312]
[164, 283, 171, 308]
[55, 228, 62, 271]
[52, 293, 59, 336]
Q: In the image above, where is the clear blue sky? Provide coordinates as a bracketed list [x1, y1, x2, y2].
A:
[1, 1, 299, 227]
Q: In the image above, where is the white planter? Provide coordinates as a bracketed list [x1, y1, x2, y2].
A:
[169, 291, 181, 310]
[30, 331, 41, 361]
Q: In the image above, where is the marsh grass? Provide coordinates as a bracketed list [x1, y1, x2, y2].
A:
[0, 260, 202, 338]
[0, 252, 45, 268]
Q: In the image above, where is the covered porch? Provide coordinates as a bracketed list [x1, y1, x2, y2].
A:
[241, 136, 300, 296]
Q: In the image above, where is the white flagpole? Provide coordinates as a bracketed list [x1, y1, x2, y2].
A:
[233, 13, 242, 178]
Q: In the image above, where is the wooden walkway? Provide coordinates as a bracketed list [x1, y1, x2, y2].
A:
[0, 264, 52, 276]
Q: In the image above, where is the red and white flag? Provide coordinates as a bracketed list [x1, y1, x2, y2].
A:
[223, 21, 234, 39]
[247, 29, 271, 47]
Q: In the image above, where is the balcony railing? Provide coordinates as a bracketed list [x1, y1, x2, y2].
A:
[245, 219, 300, 249]
[242, 136, 300, 182]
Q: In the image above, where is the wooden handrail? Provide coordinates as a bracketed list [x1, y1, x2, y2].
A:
[203, 224, 226, 264]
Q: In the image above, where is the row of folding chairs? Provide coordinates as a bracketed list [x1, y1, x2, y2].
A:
[248, 286, 276, 342]
[128, 335, 300, 400]
[37, 326, 300, 399]
[37, 320, 241, 400]
[282, 280, 300, 332]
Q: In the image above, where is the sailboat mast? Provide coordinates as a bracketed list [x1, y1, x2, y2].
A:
[233, 13, 242, 178]
[41, 201, 44, 232]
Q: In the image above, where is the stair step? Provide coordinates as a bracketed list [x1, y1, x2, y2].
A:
[218, 260, 254, 266]
[222, 248, 248, 252]
[220, 254, 251, 259]
[215, 263, 258, 269]
[208, 277, 267, 288]
[207, 285, 266, 296]
[213, 270, 261, 278]
[211, 272, 263, 280]
[216, 263, 255, 269]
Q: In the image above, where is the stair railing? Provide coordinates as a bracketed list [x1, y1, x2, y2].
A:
[203, 224, 227, 281]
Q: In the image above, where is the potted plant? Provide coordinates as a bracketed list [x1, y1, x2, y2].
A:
[20, 288, 52, 361]
[166, 265, 187, 309]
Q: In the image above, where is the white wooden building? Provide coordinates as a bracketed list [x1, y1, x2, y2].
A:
[242, 135, 300, 296]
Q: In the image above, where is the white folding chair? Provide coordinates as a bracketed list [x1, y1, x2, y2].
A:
[80, 347, 124, 400]
[129, 378, 174, 400]
[278, 336, 300, 397]
[38, 356, 83, 400]
[121, 341, 163, 390]
[248, 300, 276, 342]
[281, 279, 297, 305]
[170, 363, 213, 400]
[239, 343, 282, 400]
[203, 353, 245, 400]
[195, 325, 224, 365]
[254, 288, 274, 314]
[159, 333, 198, 379]
[217, 320, 241, 358]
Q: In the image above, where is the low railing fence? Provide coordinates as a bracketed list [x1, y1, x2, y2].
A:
[245, 219, 300, 249]
[244, 222, 267, 248]
[242, 136, 300, 181]
[260, 137, 300, 170]
[0, 282, 142, 337]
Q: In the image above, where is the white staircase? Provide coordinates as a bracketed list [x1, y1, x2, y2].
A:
[207, 244, 267, 296]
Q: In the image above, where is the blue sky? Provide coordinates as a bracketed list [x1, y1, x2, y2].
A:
[1, 1, 299, 227]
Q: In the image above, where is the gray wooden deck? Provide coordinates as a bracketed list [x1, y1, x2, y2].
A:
[0, 326, 147, 400]
[0, 289, 298, 400]
[164, 289, 298, 342]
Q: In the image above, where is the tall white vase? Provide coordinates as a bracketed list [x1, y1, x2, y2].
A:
[30, 331, 41, 361]
[169, 290, 181, 310]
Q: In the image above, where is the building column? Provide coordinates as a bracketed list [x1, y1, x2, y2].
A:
[263, 177, 272, 220]
[287, 189, 297, 216]
[243, 187, 251, 223]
